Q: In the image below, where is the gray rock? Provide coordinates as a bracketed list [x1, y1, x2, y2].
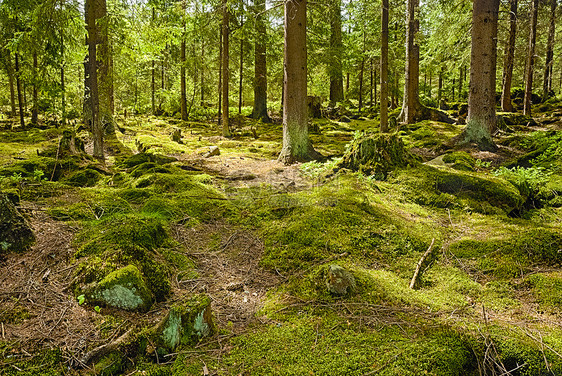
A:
[203, 146, 220, 158]
[0, 193, 35, 254]
[85, 265, 153, 312]
[325, 264, 355, 295]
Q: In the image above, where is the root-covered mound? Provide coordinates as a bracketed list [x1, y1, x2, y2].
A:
[336, 133, 418, 179]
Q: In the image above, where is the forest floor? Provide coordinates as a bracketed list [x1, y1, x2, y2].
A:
[1, 103, 562, 375]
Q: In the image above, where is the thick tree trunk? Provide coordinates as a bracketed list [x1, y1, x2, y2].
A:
[399, 0, 422, 123]
[278, 0, 318, 164]
[380, 0, 389, 133]
[458, 0, 500, 151]
[500, 0, 517, 112]
[523, 0, 539, 116]
[180, 1, 188, 120]
[543, 0, 557, 100]
[251, 0, 270, 122]
[329, 0, 344, 105]
[86, 0, 104, 161]
[32, 52, 38, 125]
[15, 52, 24, 128]
[97, 0, 114, 132]
[221, 0, 230, 136]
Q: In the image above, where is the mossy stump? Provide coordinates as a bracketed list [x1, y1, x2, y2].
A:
[85, 265, 153, 312]
[324, 265, 356, 295]
[336, 133, 417, 179]
[0, 193, 35, 254]
[154, 294, 214, 355]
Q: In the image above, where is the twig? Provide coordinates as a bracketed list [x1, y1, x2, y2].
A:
[409, 238, 435, 289]
[78, 328, 134, 367]
[50, 136, 62, 181]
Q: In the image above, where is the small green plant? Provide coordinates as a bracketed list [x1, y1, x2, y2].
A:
[32, 169, 45, 181]
[475, 159, 491, 169]
[77, 294, 85, 305]
[94, 305, 101, 313]
[493, 166, 552, 201]
[10, 172, 23, 182]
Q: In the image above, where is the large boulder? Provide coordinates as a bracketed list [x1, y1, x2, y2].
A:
[0, 193, 35, 254]
[154, 294, 214, 355]
[84, 265, 153, 312]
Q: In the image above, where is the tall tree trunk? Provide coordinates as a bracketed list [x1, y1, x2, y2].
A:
[458, 0, 500, 151]
[452, 78, 455, 102]
[400, 0, 422, 123]
[200, 40, 205, 105]
[278, 0, 318, 164]
[543, 0, 557, 100]
[238, 25, 244, 115]
[380, 0, 389, 132]
[221, 0, 230, 135]
[31, 52, 38, 125]
[500, 0, 518, 112]
[6, 61, 16, 118]
[180, 1, 188, 120]
[15, 52, 24, 128]
[329, 0, 344, 105]
[358, 58, 365, 112]
[218, 25, 223, 124]
[151, 8, 156, 115]
[251, 0, 270, 122]
[97, 0, 114, 132]
[86, 0, 104, 161]
[524, 0, 539, 116]
[61, 28, 66, 123]
[458, 65, 463, 100]
[438, 67, 443, 109]
[370, 59, 374, 107]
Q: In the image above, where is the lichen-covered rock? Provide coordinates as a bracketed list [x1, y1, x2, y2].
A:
[85, 265, 153, 312]
[0, 193, 35, 254]
[336, 133, 418, 179]
[203, 146, 220, 158]
[324, 265, 356, 295]
[154, 294, 214, 354]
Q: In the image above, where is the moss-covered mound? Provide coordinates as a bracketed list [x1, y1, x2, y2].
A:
[85, 265, 153, 312]
[336, 133, 418, 179]
[0, 193, 35, 254]
[394, 165, 523, 214]
[118, 152, 177, 169]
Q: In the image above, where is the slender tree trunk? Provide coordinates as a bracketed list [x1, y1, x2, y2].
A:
[429, 72, 432, 99]
[201, 40, 205, 104]
[458, 65, 463, 100]
[452, 78, 455, 102]
[238, 25, 244, 115]
[400, 0, 422, 123]
[7, 61, 16, 118]
[523, 0, 539, 116]
[501, 0, 517, 112]
[31, 52, 38, 124]
[543, 0, 557, 100]
[218, 25, 223, 124]
[151, 8, 156, 115]
[15, 52, 24, 128]
[329, 0, 344, 105]
[221, 0, 230, 135]
[358, 58, 365, 112]
[380, 0, 389, 132]
[370, 59, 374, 107]
[86, 0, 103, 161]
[251, 0, 270, 122]
[61, 30, 66, 123]
[438, 67, 443, 109]
[180, 1, 188, 120]
[458, 0, 500, 151]
[278, 0, 318, 164]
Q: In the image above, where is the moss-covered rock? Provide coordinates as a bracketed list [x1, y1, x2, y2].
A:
[154, 294, 214, 355]
[321, 264, 356, 295]
[336, 133, 418, 179]
[0, 194, 35, 254]
[119, 153, 177, 169]
[526, 272, 562, 309]
[63, 168, 102, 187]
[85, 265, 153, 312]
[395, 165, 523, 214]
[441, 151, 476, 171]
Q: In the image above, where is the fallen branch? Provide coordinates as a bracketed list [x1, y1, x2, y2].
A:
[409, 238, 435, 289]
[78, 328, 134, 367]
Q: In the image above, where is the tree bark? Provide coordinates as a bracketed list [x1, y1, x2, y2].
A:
[380, 0, 389, 133]
[218, 25, 222, 124]
[399, 0, 422, 124]
[151, 7, 156, 115]
[238, 22, 244, 115]
[15, 52, 24, 128]
[31, 52, 38, 125]
[438, 67, 443, 109]
[86, 0, 104, 161]
[221, 0, 230, 136]
[458, 0, 500, 151]
[543, 0, 557, 100]
[251, 0, 270, 122]
[61, 25, 66, 123]
[500, 0, 517, 112]
[329, 0, 344, 105]
[278, 0, 318, 164]
[180, 0, 188, 120]
[6, 59, 16, 118]
[97, 0, 114, 132]
[523, 0, 539, 116]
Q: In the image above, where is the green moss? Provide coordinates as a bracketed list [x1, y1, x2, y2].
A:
[86, 264, 153, 312]
[442, 151, 476, 171]
[63, 168, 102, 187]
[118, 152, 177, 168]
[130, 162, 172, 178]
[93, 351, 125, 376]
[222, 315, 475, 376]
[0, 302, 31, 324]
[0, 348, 65, 376]
[526, 272, 562, 309]
[0, 194, 35, 254]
